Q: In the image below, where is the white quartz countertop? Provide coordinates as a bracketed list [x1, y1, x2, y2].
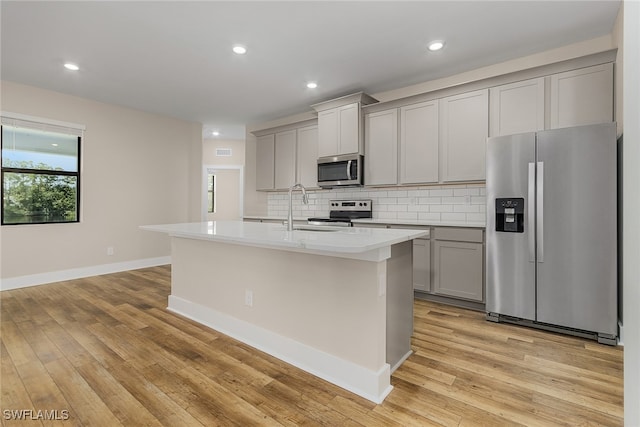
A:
[141, 220, 428, 255]
[351, 218, 486, 228]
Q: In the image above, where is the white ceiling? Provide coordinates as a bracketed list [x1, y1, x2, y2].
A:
[1, 1, 621, 140]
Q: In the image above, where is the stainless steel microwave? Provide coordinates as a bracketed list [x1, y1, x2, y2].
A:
[317, 154, 363, 188]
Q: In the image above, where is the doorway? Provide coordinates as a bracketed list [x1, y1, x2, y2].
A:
[203, 165, 244, 221]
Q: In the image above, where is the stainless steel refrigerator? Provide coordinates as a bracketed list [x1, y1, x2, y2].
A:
[486, 123, 618, 345]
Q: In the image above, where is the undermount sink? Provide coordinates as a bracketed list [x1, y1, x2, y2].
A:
[293, 226, 339, 232]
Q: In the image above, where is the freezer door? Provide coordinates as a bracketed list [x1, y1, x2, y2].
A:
[535, 123, 617, 335]
[486, 132, 536, 320]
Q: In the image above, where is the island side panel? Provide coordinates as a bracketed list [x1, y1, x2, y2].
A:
[385, 240, 414, 372]
[169, 236, 387, 372]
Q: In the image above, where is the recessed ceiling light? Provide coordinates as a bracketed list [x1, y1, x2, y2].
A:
[64, 63, 79, 71]
[232, 45, 247, 55]
[428, 41, 445, 52]
[51, 143, 59, 147]
[212, 131, 220, 136]
[306, 82, 318, 89]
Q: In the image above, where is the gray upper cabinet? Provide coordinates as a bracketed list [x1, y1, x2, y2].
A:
[400, 100, 439, 184]
[274, 130, 297, 190]
[256, 134, 275, 191]
[439, 89, 489, 182]
[550, 63, 614, 129]
[313, 92, 378, 158]
[318, 102, 361, 157]
[317, 108, 339, 158]
[364, 108, 398, 186]
[296, 125, 318, 188]
[254, 121, 318, 191]
[489, 77, 545, 137]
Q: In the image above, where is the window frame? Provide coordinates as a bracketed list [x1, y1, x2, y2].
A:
[1, 126, 82, 226]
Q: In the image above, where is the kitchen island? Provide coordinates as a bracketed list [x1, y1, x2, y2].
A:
[141, 221, 428, 403]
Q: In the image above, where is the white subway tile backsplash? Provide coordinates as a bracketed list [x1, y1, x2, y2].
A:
[379, 198, 398, 205]
[408, 204, 429, 212]
[397, 212, 418, 220]
[442, 196, 467, 204]
[454, 205, 481, 213]
[453, 188, 480, 196]
[377, 212, 398, 219]
[441, 212, 467, 221]
[267, 184, 486, 224]
[418, 197, 442, 204]
[429, 204, 454, 213]
[418, 212, 442, 221]
[466, 212, 487, 222]
[388, 204, 408, 212]
[429, 189, 454, 197]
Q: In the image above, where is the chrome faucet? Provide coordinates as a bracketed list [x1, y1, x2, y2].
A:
[287, 183, 309, 231]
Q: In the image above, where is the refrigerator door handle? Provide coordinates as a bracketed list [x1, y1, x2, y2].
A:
[537, 161, 544, 263]
[528, 162, 536, 262]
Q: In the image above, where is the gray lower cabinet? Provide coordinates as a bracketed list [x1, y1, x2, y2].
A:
[432, 227, 484, 302]
[412, 238, 430, 292]
[353, 223, 485, 306]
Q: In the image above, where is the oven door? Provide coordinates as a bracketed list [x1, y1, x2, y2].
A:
[317, 154, 362, 187]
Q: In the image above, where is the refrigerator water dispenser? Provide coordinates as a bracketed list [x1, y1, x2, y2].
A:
[495, 198, 524, 233]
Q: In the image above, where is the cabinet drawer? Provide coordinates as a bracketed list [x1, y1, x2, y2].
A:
[433, 227, 483, 243]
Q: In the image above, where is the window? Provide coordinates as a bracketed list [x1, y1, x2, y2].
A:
[207, 173, 216, 213]
[1, 118, 82, 225]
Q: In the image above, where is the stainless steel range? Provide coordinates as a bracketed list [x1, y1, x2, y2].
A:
[307, 200, 372, 227]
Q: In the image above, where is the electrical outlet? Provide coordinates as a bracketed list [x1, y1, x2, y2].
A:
[464, 195, 471, 205]
[107, 246, 114, 256]
[245, 290, 253, 307]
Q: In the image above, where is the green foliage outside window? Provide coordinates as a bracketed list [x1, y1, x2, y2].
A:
[3, 160, 78, 224]
[1, 124, 81, 225]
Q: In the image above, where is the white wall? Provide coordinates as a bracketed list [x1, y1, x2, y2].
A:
[623, 1, 639, 423]
[0, 81, 202, 286]
[203, 138, 245, 166]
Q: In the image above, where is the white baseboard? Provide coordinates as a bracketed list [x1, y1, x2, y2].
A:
[168, 295, 393, 404]
[0, 256, 171, 291]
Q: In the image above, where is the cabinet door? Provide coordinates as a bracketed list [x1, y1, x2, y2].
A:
[297, 125, 318, 188]
[413, 238, 431, 292]
[489, 77, 545, 137]
[550, 63, 613, 129]
[433, 240, 484, 301]
[317, 109, 338, 158]
[439, 89, 489, 182]
[364, 108, 398, 185]
[274, 130, 297, 190]
[338, 103, 360, 155]
[256, 134, 275, 190]
[400, 101, 439, 184]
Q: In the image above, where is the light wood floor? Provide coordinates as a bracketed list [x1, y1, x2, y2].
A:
[1, 266, 623, 426]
